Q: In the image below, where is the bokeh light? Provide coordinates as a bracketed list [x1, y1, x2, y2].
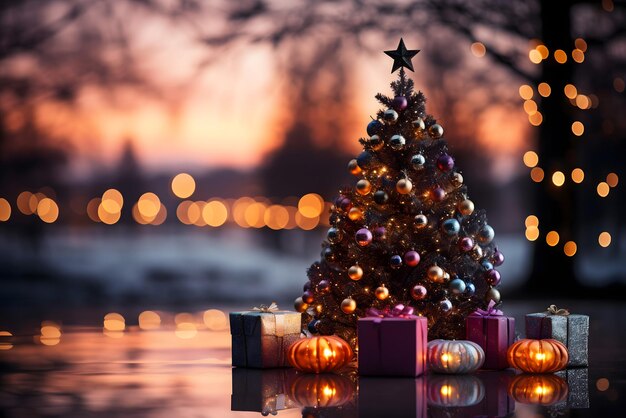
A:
[523, 100, 538, 115]
[546, 231, 560, 247]
[597, 182, 610, 197]
[101, 189, 123, 213]
[244, 201, 267, 228]
[571, 121, 584, 136]
[298, 193, 324, 218]
[525, 215, 539, 228]
[576, 95, 590, 109]
[17, 191, 35, 215]
[572, 49, 585, 63]
[564, 84, 577, 99]
[538, 82, 551, 97]
[203, 309, 228, 331]
[233, 197, 255, 228]
[171, 173, 196, 198]
[37, 198, 59, 223]
[598, 232, 611, 248]
[523, 151, 539, 168]
[596, 378, 610, 391]
[528, 111, 543, 126]
[470, 42, 486, 57]
[571, 168, 585, 183]
[536, 45, 549, 59]
[138, 311, 161, 330]
[528, 49, 542, 64]
[264, 204, 290, 230]
[202, 200, 228, 227]
[137, 192, 161, 219]
[519, 85, 533, 99]
[0, 198, 11, 221]
[177, 200, 194, 225]
[175, 322, 198, 339]
[87, 198, 101, 222]
[554, 49, 567, 63]
[104, 313, 126, 331]
[552, 171, 565, 187]
[530, 167, 545, 182]
[606, 173, 619, 187]
[296, 211, 320, 230]
[0, 331, 12, 350]
[575, 38, 587, 52]
[563, 241, 577, 257]
[525, 226, 539, 241]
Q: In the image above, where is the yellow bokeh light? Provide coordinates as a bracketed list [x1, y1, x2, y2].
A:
[538, 82, 551, 97]
[37, 198, 59, 223]
[571, 121, 584, 136]
[528, 111, 543, 126]
[264, 204, 290, 230]
[175, 312, 195, 325]
[175, 322, 198, 339]
[606, 173, 619, 187]
[526, 226, 540, 241]
[98, 203, 121, 225]
[572, 49, 585, 63]
[529, 49, 542, 64]
[298, 193, 324, 218]
[138, 311, 161, 330]
[202, 200, 228, 227]
[171, 173, 196, 198]
[104, 313, 125, 331]
[530, 167, 545, 182]
[552, 171, 565, 187]
[525, 215, 539, 228]
[470, 42, 486, 57]
[0, 330, 13, 350]
[576, 95, 590, 109]
[176, 201, 193, 225]
[296, 211, 319, 230]
[571, 168, 585, 183]
[536, 45, 549, 59]
[575, 38, 587, 52]
[245, 202, 267, 228]
[0, 198, 12, 221]
[554, 49, 567, 63]
[546, 231, 560, 247]
[203, 309, 228, 331]
[137, 192, 161, 219]
[563, 241, 577, 257]
[233, 197, 255, 228]
[41, 325, 61, 339]
[564, 84, 577, 99]
[191, 201, 207, 226]
[523, 151, 539, 168]
[101, 189, 123, 213]
[519, 85, 534, 100]
[523, 100, 538, 115]
[597, 182, 610, 197]
[598, 232, 611, 248]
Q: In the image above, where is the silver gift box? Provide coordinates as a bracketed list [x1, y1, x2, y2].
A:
[229, 310, 301, 368]
[554, 368, 590, 409]
[525, 312, 589, 367]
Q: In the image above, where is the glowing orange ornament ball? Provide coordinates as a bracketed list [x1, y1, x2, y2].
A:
[507, 339, 568, 373]
[287, 335, 353, 373]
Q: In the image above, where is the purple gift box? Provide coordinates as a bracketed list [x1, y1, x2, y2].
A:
[357, 305, 428, 377]
[465, 302, 515, 370]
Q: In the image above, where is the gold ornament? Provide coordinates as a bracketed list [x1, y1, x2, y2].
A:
[348, 265, 363, 281]
[374, 285, 389, 300]
[412, 118, 426, 133]
[485, 287, 501, 304]
[348, 207, 363, 221]
[348, 159, 361, 175]
[341, 298, 357, 314]
[356, 179, 371, 195]
[368, 135, 384, 151]
[471, 245, 484, 260]
[443, 272, 451, 281]
[294, 297, 309, 313]
[507, 339, 568, 373]
[315, 304, 323, 314]
[428, 265, 445, 283]
[287, 336, 353, 373]
[458, 199, 475, 216]
[396, 178, 413, 194]
[429, 123, 444, 139]
[451, 172, 464, 187]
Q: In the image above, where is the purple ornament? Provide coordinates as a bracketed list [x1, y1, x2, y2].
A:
[411, 285, 427, 300]
[302, 290, 315, 304]
[392, 96, 408, 111]
[318, 280, 330, 293]
[437, 154, 454, 171]
[339, 197, 352, 211]
[373, 226, 387, 240]
[432, 187, 446, 202]
[355, 228, 373, 246]
[459, 237, 474, 252]
[485, 269, 501, 286]
[404, 250, 421, 267]
[492, 248, 505, 266]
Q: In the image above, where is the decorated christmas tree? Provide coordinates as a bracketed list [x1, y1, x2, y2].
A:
[294, 39, 505, 348]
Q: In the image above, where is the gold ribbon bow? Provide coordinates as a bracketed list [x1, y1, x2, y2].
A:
[547, 304, 570, 316]
[253, 302, 279, 313]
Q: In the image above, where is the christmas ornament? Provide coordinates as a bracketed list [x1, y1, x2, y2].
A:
[348, 265, 363, 281]
[441, 218, 461, 236]
[389, 134, 405, 150]
[477, 225, 495, 244]
[451, 172, 464, 187]
[368, 134, 384, 151]
[389, 254, 403, 269]
[287, 335, 353, 373]
[318, 280, 330, 293]
[327, 227, 342, 244]
[481, 259, 494, 271]
[373, 226, 387, 240]
[383, 108, 399, 124]
[465, 283, 476, 295]
[427, 339, 485, 374]
[471, 244, 484, 260]
[302, 291, 314, 304]
[322, 247, 336, 263]
[375, 285, 389, 300]
[414, 214, 428, 228]
[437, 154, 454, 171]
[373, 190, 389, 204]
[458, 199, 475, 215]
[432, 187, 446, 202]
[449, 278, 466, 294]
[288, 374, 355, 408]
[492, 248, 505, 266]
[508, 374, 568, 406]
[348, 159, 361, 175]
[411, 285, 427, 300]
[507, 339, 568, 373]
[396, 178, 413, 194]
[356, 179, 372, 195]
[384, 38, 420, 73]
[348, 207, 363, 221]
[411, 154, 426, 169]
[366, 120, 383, 136]
[341, 298, 357, 314]
[427, 265, 445, 283]
[440, 299, 453, 312]
[392, 95, 408, 111]
[429, 123, 444, 139]
[404, 250, 420, 267]
[308, 319, 320, 333]
[485, 287, 501, 303]
[485, 269, 501, 285]
[355, 228, 373, 246]
[459, 237, 474, 252]
[357, 150, 374, 169]
[412, 118, 426, 132]
[426, 375, 485, 407]
[294, 297, 308, 313]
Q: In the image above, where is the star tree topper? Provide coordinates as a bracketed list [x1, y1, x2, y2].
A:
[384, 38, 420, 73]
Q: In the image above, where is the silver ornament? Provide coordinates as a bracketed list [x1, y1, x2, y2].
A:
[389, 134, 406, 150]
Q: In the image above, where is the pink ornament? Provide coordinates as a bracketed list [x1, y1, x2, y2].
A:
[459, 237, 474, 252]
[432, 187, 446, 202]
[404, 251, 421, 267]
[411, 285, 427, 300]
[355, 228, 373, 246]
[437, 154, 454, 171]
[492, 249, 505, 266]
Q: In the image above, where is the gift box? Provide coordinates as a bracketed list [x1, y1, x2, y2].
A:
[357, 305, 427, 377]
[525, 305, 589, 367]
[554, 368, 590, 409]
[229, 304, 301, 368]
[465, 370, 516, 417]
[465, 301, 515, 370]
[231, 367, 298, 414]
[359, 376, 426, 418]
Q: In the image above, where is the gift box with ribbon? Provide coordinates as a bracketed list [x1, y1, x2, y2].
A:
[357, 304, 428, 377]
[229, 303, 302, 368]
[525, 305, 589, 367]
[230, 367, 298, 414]
[465, 300, 515, 370]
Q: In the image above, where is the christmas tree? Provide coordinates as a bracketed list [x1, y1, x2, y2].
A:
[294, 39, 505, 348]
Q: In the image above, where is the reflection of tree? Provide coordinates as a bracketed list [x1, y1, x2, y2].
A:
[205, 0, 626, 293]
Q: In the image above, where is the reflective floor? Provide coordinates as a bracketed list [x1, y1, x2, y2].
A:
[0, 302, 624, 417]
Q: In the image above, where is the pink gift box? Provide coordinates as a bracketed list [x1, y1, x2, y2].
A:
[465, 312, 515, 370]
[357, 316, 428, 376]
